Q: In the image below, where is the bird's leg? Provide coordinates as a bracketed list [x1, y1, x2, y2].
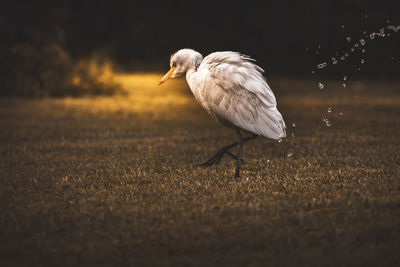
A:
[234, 129, 244, 178]
[200, 140, 240, 167]
[200, 133, 257, 167]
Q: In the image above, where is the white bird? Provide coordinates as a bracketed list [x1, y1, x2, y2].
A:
[159, 48, 286, 177]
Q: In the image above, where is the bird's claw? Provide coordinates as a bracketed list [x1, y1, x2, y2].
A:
[200, 149, 244, 167]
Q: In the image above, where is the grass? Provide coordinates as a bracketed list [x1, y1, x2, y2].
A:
[1, 74, 400, 266]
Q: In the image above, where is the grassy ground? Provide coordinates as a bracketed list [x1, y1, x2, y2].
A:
[1, 74, 400, 266]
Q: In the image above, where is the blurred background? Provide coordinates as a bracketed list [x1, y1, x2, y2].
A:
[1, 0, 399, 97]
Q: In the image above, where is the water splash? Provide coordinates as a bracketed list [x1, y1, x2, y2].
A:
[303, 21, 399, 160]
[313, 24, 399, 72]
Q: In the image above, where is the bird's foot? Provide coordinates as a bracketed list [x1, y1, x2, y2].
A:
[200, 149, 244, 167]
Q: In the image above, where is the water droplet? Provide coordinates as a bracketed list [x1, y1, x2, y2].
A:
[351, 48, 355, 52]
[341, 25, 345, 29]
[323, 118, 331, 127]
[328, 107, 333, 113]
[317, 45, 321, 48]
[360, 39, 366, 45]
[342, 83, 347, 88]
[339, 112, 343, 116]
[287, 152, 293, 158]
[311, 70, 315, 74]
[343, 76, 347, 81]
[278, 139, 282, 143]
[370, 33, 375, 39]
[291, 133, 296, 138]
[317, 62, 327, 69]
[340, 56, 346, 61]
[354, 43, 359, 48]
[362, 49, 366, 53]
[361, 59, 365, 64]
[346, 37, 351, 42]
[363, 30, 367, 35]
[292, 122, 296, 127]
[332, 60, 338, 65]
[387, 25, 399, 32]
[267, 159, 270, 163]
[318, 83, 324, 90]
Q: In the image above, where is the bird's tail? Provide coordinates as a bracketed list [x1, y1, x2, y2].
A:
[257, 106, 286, 140]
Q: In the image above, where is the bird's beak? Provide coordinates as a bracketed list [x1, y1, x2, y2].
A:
[159, 67, 176, 85]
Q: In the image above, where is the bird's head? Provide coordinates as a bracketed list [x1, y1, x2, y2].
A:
[159, 49, 203, 85]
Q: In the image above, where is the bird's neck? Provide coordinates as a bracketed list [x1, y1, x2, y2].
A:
[186, 69, 196, 89]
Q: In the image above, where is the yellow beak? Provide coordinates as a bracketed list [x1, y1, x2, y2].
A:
[159, 67, 176, 85]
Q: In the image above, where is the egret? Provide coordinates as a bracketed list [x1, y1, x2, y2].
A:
[159, 49, 286, 178]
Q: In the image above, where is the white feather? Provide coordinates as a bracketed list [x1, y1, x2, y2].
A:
[185, 51, 286, 140]
[166, 49, 286, 140]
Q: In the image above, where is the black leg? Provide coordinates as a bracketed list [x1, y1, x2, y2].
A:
[200, 140, 240, 167]
[234, 130, 244, 178]
[200, 132, 257, 168]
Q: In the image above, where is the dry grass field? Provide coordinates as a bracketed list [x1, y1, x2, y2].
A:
[1, 74, 400, 266]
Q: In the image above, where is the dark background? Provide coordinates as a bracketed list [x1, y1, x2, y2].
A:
[1, 0, 399, 95]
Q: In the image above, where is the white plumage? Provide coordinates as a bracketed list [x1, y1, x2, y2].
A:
[159, 48, 286, 177]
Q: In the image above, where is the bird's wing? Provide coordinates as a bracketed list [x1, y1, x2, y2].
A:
[195, 51, 286, 139]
